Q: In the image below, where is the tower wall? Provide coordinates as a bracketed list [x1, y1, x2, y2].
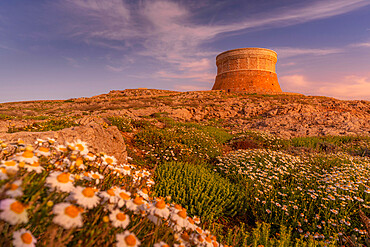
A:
[212, 48, 282, 93]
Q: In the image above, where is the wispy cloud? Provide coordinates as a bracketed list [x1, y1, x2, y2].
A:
[318, 75, 370, 100]
[63, 56, 81, 68]
[56, 0, 370, 82]
[0, 44, 19, 52]
[350, 42, 370, 48]
[280, 74, 370, 100]
[274, 47, 343, 58]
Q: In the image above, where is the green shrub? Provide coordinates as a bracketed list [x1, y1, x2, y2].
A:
[107, 116, 133, 132]
[7, 119, 78, 133]
[154, 161, 245, 221]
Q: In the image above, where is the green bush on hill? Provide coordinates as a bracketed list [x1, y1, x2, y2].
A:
[154, 161, 245, 221]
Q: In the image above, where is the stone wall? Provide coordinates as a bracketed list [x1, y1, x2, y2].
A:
[212, 48, 282, 93]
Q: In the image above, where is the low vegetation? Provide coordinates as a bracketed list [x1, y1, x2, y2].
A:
[1, 111, 369, 246]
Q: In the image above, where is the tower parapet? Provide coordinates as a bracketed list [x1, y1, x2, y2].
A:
[212, 48, 282, 93]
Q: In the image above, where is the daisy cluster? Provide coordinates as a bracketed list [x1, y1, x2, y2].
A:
[0, 138, 227, 247]
[215, 149, 369, 244]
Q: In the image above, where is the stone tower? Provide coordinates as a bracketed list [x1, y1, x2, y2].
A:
[212, 48, 282, 93]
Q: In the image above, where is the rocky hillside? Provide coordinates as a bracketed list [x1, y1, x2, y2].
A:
[1, 89, 369, 138]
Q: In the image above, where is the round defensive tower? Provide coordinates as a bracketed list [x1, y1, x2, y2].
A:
[212, 48, 282, 93]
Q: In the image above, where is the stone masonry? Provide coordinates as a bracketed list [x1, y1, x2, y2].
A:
[212, 48, 282, 93]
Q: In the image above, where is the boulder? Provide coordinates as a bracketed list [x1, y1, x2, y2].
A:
[0, 121, 127, 164]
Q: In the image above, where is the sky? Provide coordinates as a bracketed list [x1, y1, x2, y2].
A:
[0, 0, 370, 102]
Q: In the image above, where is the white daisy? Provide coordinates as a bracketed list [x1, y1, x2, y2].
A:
[66, 142, 76, 151]
[74, 140, 89, 155]
[35, 138, 45, 145]
[25, 161, 44, 174]
[52, 203, 83, 229]
[149, 199, 170, 219]
[45, 172, 75, 193]
[170, 209, 189, 231]
[100, 186, 119, 203]
[0, 199, 28, 225]
[16, 148, 39, 164]
[70, 186, 100, 209]
[120, 165, 132, 176]
[84, 152, 96, 161]
[12, 228, 36, 247]
[154, 242, 170, 247]
[56, 145, 68, 153]
[3, 180, 23, 197]
[102, 154, 117, 165]
[47, 138, 56, 144]
[116, 231, 141, 247]
[137, 188, 149, 200]
[117, 189, 131, 208]
[109, 209, 130, 228]
[35, 147, 51, 157]
[1, 160, 19, 173]
[73, 157, 86, 170]
[125, 197, 146, 214]
[90, 171, 104, 180]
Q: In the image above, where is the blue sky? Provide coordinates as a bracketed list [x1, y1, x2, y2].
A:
[0, 0, 369, 102]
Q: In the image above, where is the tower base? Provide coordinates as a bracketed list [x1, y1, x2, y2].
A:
[212, 70, 282, 94]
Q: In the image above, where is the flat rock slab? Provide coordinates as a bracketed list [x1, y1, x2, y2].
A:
[0, 123, 127, 164]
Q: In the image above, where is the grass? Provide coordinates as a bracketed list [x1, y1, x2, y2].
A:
[7, 119, 79, 133]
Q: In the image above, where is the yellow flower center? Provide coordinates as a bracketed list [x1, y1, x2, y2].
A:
[10, 201, 25, 214]
[65, 205, 79, 218]
[57, 173, 70, 183]
[59, 147, 67, 152]
[82, 188, 95, 198]
[22, 151, 34, 158]
[155, 200, 166, 209]
[124, 235, 136, 246]
[1, 167, 7, 173]
[163, 245, 170, 247]
[76, 157, 83, 166]
[92, 174, 100, 179]
[198, 236, 204, 242]
[76, 144, 85, 151]
[21, 232, 33, 244]
[39, 147, 49, 153]
[5, 160, 16, 166]
[10, 183, 19, 190]
[205, 236, 212, 243]
[212, 242, 218, 247]
[174, 204, 182, 210]
[133, 197, 144, 205]
[123, 166, 130, 171]
[105, 157, 113, 164]
[142, 188, 148, 194]
[188, 218, 194, 224]
[116, 213, 126, 221]
[196, 227, 202, 234]
[178, 210, 187, 219]
[119, 192, 130, 200]
[87, 152, 94, 157]
[107, 188, 116, 196]
[31, 162, 40, 167]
